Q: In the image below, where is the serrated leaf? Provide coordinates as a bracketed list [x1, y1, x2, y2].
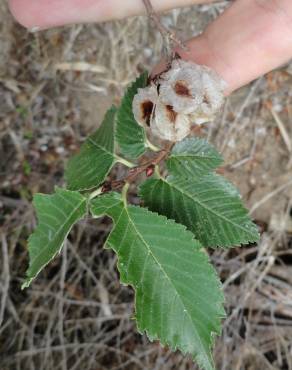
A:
[65, 106, 117, 191]
[167, 138, 223, 178]
[91, 193, 224, 370]
[140, 174, 260, 247]
[23, 188, 87, 288]
[115, 72, 148, 158]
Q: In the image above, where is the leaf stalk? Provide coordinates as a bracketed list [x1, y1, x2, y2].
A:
[89, 187, 103, 200]
[116, 156, 136, 168]
[122, 182, 130, 205]
[146, 139, 160, 152]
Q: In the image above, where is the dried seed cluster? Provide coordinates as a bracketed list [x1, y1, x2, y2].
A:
[133, 59, 226, 142]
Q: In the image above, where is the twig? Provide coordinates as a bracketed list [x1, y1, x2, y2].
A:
[58, 242, 68, 370]
[0, 234, 10, 327]
[270, 108, 292, 153]
[101, 143, 174, 193]
[142, 0, 188, 59]
[55, 62, 107, 74]
[249, 178, 292, 215]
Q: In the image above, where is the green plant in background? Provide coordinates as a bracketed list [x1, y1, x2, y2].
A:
[23, 72, 260, 370]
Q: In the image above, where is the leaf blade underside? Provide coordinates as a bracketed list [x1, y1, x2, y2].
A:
[23, 188, 87, 288]
[91, 193, 225, 370]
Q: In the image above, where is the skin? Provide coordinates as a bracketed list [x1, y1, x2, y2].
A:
[8, 0, 292, 94]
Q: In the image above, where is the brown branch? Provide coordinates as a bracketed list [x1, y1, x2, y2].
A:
[101, 143, 174, 193]
[142, 0, 188, 59]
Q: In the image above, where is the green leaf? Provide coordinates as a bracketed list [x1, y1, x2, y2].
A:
[65, 106, 117, 191]
[167, 138, 223, 178]
[115, 72, 148, 158]
[91, 193, 224, 370]
[140, 174, 260, 248]
[23, 188, 87, 288]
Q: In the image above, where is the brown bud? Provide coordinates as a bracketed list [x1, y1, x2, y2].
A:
[101, 182, 112, 193]
[145, 165, 155, 177]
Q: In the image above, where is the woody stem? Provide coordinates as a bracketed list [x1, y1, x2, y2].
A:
[102, 142, 174, 193]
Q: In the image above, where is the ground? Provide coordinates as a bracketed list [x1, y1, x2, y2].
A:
[1, 1, 292, 369]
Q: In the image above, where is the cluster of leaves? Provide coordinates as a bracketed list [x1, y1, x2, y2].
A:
[23, 72, 260, 370]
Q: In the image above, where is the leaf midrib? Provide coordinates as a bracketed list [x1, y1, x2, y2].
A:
[169, 154, 220, 161]
[88, 137, 114, 157]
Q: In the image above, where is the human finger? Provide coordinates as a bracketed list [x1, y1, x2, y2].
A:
[177, 0, 292, 93]
[8, 0, 214, 30]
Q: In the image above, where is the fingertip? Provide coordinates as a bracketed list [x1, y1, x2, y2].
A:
[8, 0, 79, 30]
[7, 0, 114, 30]
[8, 0, 35, 29]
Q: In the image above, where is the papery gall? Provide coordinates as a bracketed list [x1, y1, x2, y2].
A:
[159, 60, 204, 114]
[189, 111, 213, 125]
[132, 85, 158, 127]
[159, 59, 226, 119]
[200, 70, 226, 116]
[150, 102, 191, 142]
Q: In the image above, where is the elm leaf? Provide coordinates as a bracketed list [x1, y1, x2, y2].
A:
[140, 174, 260, 247]
[23, 188, 87, 288]
[167, 137, 223, 178]
[91, 192, 225, 370]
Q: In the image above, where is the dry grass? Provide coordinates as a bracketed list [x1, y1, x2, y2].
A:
[1, 1, 292, 369]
